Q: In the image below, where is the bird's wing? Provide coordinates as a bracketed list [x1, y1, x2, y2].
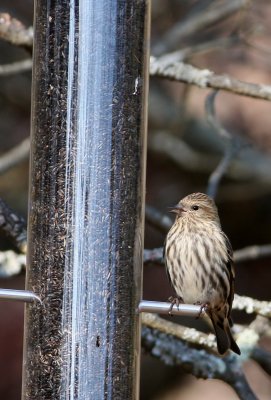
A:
[222, 232, 235, 321]
[163, 241, 176, 292]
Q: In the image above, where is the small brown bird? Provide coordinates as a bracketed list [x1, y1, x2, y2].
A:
[164, 192, 240, 355]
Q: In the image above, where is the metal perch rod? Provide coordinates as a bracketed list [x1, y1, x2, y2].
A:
[0, 288, 41, 303]
[138, 300, 204, 317]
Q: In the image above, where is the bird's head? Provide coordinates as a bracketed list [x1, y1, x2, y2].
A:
[169, 192, 220, 225]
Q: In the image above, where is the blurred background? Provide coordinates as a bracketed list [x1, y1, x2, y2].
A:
[0, 0, 271, 399]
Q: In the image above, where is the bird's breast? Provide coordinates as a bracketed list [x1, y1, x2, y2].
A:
[166, 226, 229, 306]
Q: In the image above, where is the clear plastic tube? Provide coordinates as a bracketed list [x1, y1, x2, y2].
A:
[22, 1, 150, 399]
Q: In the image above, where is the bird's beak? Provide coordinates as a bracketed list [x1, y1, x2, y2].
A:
[168, 205, 186, 214]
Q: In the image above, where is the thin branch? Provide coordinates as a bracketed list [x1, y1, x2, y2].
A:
[0, 137, 30, 175]
[142, 312, 217, 353]
[148, 130, 271, 184]
[0, 198, 27, 254]
[153, 0, 250, 55]
[150, 57, 271, 101]
[0, 13, 33, 50]
[0, 59, 32, 76]
[148, 130, 219, 173]
[205, 91, 242, 199]
[0, 250, 25, 278]
[249, 316, 271, 339]
[234, 244, 271, 263]
[144, 247, 164, 264]
[155, 35, 241, 65]
[242, 36, 271, 58]
[207, 147, 237, 199]
[233, 294, 271, 318]
[144, 243, 271, 266]
[145, 205, 172, 232]
[142, 310, 262, 355]
[205, 90, 231, 139]
[141, 326, 223, 378]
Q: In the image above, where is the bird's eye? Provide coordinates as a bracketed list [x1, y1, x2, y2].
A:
[191, 205, 199, 211]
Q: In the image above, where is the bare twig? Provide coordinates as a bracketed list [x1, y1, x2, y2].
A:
[155, 35, 240, 65]
[142, 312, 217, 352]
[207, 147, 237, 199]
[0, 59, 32, 76]
[153, 0, 250, 55]
[0, 13, 33, 50]
[205, 91, 231, 139]
[0, 198, 27, 254]
[233, 294, 271, 318]
[141, 326, 220, 376]
[0, 250, 25, 278]
[148, 131, 219, 172]
[145, 205, 172, 232]
[148, 131, 271, 184]
[142, 308, 263, 355]
[242, 36, 271, 58]
[0, 137, 30, 175]
[234, 244, 271, 263]
[249, 316, 271, 339]
[150, 57, 271, 101]
[205, 91, 242, 199]
[144, 247, 164, 264]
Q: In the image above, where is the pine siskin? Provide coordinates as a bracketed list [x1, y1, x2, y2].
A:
[164, 192, 240, 355]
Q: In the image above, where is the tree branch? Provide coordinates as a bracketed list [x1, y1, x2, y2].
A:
[155, 35, 241, 65]
[148, 130, 271, 184]
[234, 244, 271, 263]
[153, 0, 250, 55]
[144, 247, 164, 264]
[249, 316, 271, 338]
[141, 325, 257, 400]
[148, 130, 220, 172]
[0, 198, 27, 254]
[0, 137, 30, 175]
[0, 59, 32, 76]
[145, 205, 172, 232]
[0, 13, 33, 50]
[150, 57, 271, 101]
[233, 294, 271, 318]
[205, 91, 242, 199]
[0, 250, 25, 278]
[142, 311, 217, 352]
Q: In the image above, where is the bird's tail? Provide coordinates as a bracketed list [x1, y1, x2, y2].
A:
[211, 316, 241, 356]
[226, 323, 241, 355]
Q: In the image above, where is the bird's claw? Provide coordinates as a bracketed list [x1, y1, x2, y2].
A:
[168, 296, 183, 315]
[194, 302, 209, 319]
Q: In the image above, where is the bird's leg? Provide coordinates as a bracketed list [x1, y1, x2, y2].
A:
[168, 296, 183, 315]
[194, 301, 209, 319]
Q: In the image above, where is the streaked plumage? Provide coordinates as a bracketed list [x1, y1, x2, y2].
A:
[164, 192, 240, 355]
